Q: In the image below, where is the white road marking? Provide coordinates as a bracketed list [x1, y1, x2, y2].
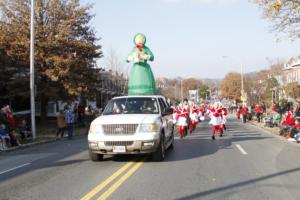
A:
[235, 144, 248, 155]
[0, 163, 31, 175]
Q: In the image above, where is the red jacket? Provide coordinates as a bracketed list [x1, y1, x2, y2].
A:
[255, 105, 263, 113]
[221, 107, 228, 116]
[241, 107, 248, 116]
[176, 107, 189, 119]
[282, 117, 295, 127]
[6, 111, 16, 130]
[296, 121, 300, 129]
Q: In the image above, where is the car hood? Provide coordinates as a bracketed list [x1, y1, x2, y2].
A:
[91, 114, 161, 125]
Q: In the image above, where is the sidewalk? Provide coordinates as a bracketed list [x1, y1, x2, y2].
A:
[249, 120, 299, 144]
[0, 121, 89, 152]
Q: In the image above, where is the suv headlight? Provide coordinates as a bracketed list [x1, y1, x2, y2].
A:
[89, 124, 100, 134]
[139, 123, 159, 133]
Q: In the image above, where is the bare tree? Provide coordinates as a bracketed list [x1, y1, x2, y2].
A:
[105, 48, 125, 75]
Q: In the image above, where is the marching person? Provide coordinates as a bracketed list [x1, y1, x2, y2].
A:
[220, 105, 228, 131]
[189, 101, 199, 134]
[175, 103, 189, 139]
[182, 98, 190, 136]
[207, 102, 223, 140]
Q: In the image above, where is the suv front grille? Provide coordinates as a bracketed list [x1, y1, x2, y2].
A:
[104, 141, 134, 146]
[102, 124, 138, 135]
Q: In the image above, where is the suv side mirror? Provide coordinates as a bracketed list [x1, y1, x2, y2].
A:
[162, 107, 173, 116]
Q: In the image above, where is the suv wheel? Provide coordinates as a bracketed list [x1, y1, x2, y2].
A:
[152, 136, 165, 161]
[169, 135, 174, 150]
[89, 149, 104, 161]
[169, 127, 175, 150]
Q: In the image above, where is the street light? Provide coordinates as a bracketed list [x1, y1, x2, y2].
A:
[181, 79, 183, 100]
[30, 0, 36, 139]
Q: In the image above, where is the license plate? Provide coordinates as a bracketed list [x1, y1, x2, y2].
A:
[112, 146, 126, 153]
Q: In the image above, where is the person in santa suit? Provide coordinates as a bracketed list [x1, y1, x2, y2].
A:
[182, 98, 190, 136]
[174, 103, 189, 139]
[206, 102, 223, 140]
[189, 101, 199, 134]
[197, 103, 205, 122]
[220, 105, 228, 131]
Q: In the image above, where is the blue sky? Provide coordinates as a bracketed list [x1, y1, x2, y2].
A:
[81, 0, 300, 79]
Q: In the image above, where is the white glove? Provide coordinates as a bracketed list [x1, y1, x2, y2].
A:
[127, 56, 133, 62]
[142, 54, 149, 60]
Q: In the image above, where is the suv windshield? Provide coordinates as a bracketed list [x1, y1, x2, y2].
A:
[102, 97, 159, 115]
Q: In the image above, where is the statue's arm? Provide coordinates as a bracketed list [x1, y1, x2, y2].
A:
[127, 48, 137, 63]
[145, 47, 154, 61]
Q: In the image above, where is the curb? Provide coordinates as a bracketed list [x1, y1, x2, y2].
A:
[1, 138, 58, 153]
[248, 121, 299, 147]
[0, 130, 88, 154]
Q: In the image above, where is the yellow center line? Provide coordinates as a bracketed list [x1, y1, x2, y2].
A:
[80, 161, 135, 200]
[97, 160, 145, 200]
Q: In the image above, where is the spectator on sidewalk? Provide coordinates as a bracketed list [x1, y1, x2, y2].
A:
[294, 118, 300, 143]
[56, 110, 66, 139]
[236, 104, 241, 120]
[18, 119, 32, 140]
[255, 103, 263, 123]
[64, 107, 75, 140]
[77, 103, 85, 126]
[280, 110, 296, 138]
[295, 101, 300, 118]
[241, 105, 248, 124]
[1, 105, 21, 146]
[73, 103, 78, 123]
[271, 103, 277, 112]
[0, 123, 10, 150]
[262, 102, 266, 113]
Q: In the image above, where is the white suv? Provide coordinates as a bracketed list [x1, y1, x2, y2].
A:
[88, 95, 174, 161]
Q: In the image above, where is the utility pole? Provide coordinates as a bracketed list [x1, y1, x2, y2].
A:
[181, 79, 183, 100]
[223, 56, 246, 104]
[241, 63, 244, 94]
[30, 0, 36, 139]
[241, 63, 245, 104]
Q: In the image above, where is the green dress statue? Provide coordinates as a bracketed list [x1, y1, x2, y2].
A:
[126, 33, 156, 95]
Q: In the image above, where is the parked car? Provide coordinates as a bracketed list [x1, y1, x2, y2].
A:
[87, 95, 175, 161]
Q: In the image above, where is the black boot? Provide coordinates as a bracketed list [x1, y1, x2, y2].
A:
[212, 135, 215, 140]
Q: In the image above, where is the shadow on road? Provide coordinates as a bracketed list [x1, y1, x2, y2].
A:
[175, 166, 300, 200]
[0, 136, 88, 183]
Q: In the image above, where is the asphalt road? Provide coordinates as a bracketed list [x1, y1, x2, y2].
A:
[0, 117, 300, 200]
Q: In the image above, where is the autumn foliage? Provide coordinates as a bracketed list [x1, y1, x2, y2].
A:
[253, 0, 300, 40]
[0, 0, 102, 119]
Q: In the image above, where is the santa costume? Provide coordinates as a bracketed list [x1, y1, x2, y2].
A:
[189, 103, 199, 134]
[175, 104, 189, 139]
[207, 102, 223, 140]
[220, 105, 228, 131]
